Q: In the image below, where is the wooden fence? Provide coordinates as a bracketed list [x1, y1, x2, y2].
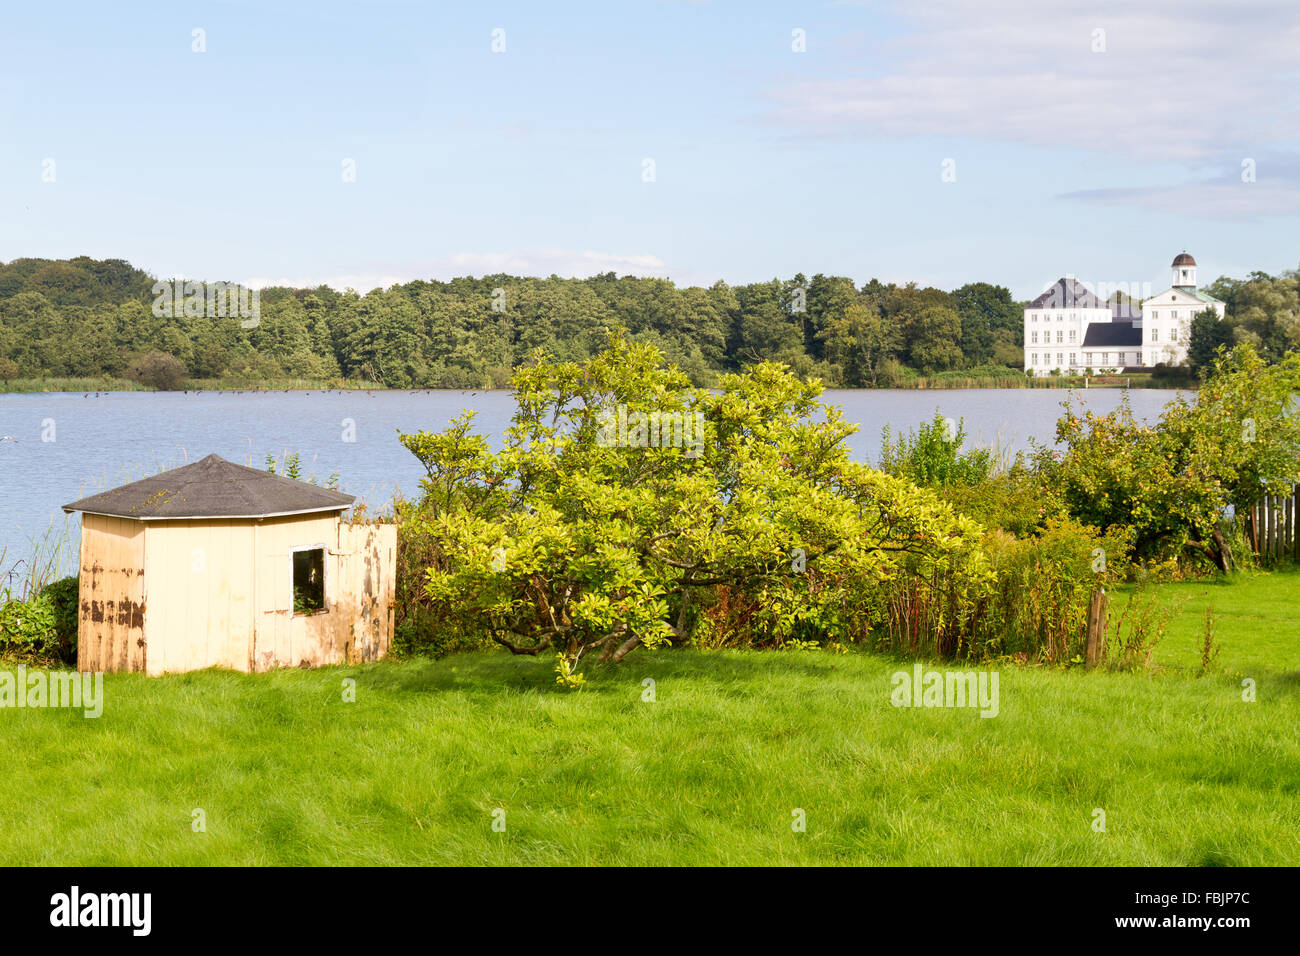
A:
[1247, 484, 1299, 566]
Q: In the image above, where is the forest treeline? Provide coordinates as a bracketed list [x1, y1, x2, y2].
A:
[0, 256, 1297, 389]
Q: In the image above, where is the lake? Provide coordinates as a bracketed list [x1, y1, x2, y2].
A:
[0, 387, 1183, 573]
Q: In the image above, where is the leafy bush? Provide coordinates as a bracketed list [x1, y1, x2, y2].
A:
[875, 516, 1133, 664]
[391, 498, 494, 658]
[1036, 345, 1300, 572]
[0, 592, 59, 661]
[127, 350, 188, 390]
[0, 575, 78, 664]
[1150, 362, 1194, 386]
[397, 334, 990, 676]
[874, 358, 917, 388]
[42, 576, 79, 664]
[879, 412, 996, 487]
[939, 468, 1064, 538]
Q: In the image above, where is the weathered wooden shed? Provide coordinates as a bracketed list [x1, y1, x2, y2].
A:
[62, 454, 396, 675]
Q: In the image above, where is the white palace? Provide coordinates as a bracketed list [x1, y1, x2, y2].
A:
[1023, 253, 1226, 375]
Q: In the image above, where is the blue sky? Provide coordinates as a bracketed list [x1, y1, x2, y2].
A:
[2, 0, 1298, 300]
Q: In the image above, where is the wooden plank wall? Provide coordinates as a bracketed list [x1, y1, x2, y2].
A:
[81, 513, 395, 674]
[251, 513, 347, 671]
[141, 519, 257, 675]
[339, 522, 397, 664]
[76, 514, 147, 673]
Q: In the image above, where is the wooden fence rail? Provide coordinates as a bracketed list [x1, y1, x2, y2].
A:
[1247, 484, 1299, 566]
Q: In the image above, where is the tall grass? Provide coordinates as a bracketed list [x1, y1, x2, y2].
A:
[0, 377, 148, 393]
[0, 518, 76, 604]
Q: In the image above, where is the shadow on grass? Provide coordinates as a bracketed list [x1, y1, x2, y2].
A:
[357, 646, 870, 698]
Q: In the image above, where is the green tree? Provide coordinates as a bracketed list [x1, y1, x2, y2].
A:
[1037, 344, 1300, 571]
[127, 351, 187, 390]
[904, 305, 965, 372]
[1187, 307, 1233, 373]
[398, 333, 988, 676]
[823, 301, 900, 386]
[951, 282, 1021, 364]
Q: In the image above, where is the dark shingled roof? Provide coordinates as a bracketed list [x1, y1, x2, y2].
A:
[1028, 278, 1107, 310]
[1172, 252, 1197, 267]
[1081, 322, 1143, 348]
[62, 454, 355, 520]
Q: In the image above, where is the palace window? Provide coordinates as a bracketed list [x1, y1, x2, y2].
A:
[1152, 311, 1159, 319]
[1170, 328, 1178, 342]
[1151, 328, 1159, 342]
[1031, 331, 1038, 344]
[1101, 352, 1110, 364]
[1068, 329, 1076, 343]
[1069, 352, 1076, 366]
[1056, 330, 1063, 343]
[1057, 353, 1064, 365]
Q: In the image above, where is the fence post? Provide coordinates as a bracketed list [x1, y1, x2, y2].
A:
[1085, 589, 1108, 667]
[1272, 496, 1280, 565]
[1282, 494, 1291, 564]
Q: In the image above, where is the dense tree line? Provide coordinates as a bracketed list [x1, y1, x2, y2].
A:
[0, 256, 1295, 388]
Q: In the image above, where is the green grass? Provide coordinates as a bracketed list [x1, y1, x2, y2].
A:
[2, 571, 1298, 865]
[0, 376, 149, 393]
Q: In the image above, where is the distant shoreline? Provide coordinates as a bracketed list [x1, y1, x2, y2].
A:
[0, 375, 1191, 394]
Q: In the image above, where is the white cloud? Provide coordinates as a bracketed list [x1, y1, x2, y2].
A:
[1060, 179, 1300, 219]
[769, 0, 1300, 164]
[1061, 151, 1300, 217]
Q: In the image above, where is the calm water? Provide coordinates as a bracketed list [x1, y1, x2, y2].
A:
[0, 387, 1181, 571]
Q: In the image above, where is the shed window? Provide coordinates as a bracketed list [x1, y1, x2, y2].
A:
[293, 547, 326, 615]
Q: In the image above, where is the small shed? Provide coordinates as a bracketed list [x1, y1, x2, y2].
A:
[62, 454, 396, 675]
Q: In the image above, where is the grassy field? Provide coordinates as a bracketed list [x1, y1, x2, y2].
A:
[1, 570, 1297, 866]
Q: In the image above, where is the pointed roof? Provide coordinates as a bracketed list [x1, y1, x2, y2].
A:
[1028, 278, 1107, 310]
[62, 454, 355, 521]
